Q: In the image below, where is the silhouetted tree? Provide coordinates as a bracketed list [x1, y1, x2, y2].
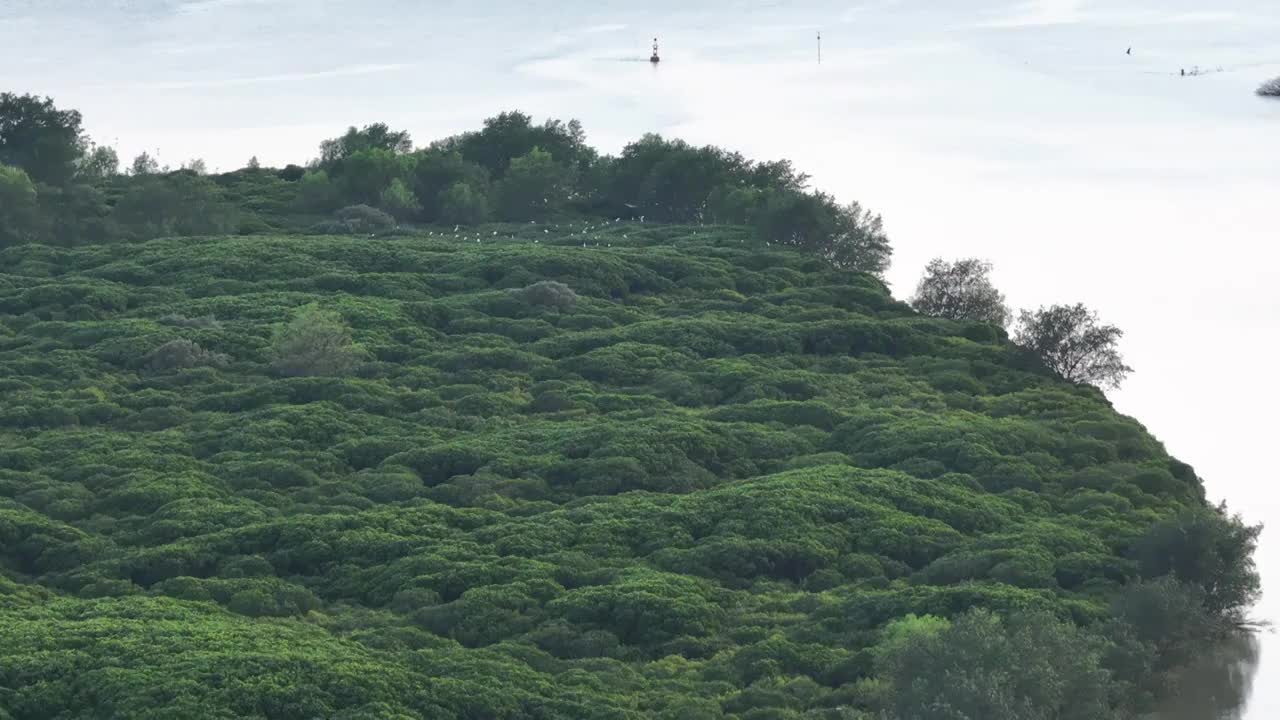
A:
[911, 258, 1011, 326]
[1257, 77, 1280, 97]
[1015, 304, 1132, 388]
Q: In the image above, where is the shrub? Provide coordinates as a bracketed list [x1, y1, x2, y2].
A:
[158, 313, 220, 329]
[143, 339, 230, 372]
[112, 173, 238, 239]
[0, 163, 39, 247]
[1258, 77, 1280, 97]
[334, 204, 396, 233]
[271, 304, 362, 377]
[277, 164, 306, 181]
[514, 281, 578, 311]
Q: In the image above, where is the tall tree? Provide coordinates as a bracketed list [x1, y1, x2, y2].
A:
[1015, 304, 1132, 388]
[911, 258, 1011, 326]
[0, 93, 86, 186]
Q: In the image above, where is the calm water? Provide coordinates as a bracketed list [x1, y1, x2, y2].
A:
[2, 1, 1278, 715]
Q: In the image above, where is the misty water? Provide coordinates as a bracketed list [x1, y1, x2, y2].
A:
[2, 0, 1277, 715]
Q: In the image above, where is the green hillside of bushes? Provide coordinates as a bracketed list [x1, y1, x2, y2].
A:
[0, 225, 1257, 719]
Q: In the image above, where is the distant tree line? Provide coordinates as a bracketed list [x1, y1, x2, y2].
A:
[0, 93, 891, 275]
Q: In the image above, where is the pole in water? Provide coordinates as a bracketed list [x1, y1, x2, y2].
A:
[817, 31, 822, 64]
[650, 37, 660, 64]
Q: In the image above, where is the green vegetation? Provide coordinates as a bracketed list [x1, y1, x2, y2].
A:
[1015, 304, 1133, 390]
[0, 95, 891, 277]
[910, 258, 1010, 327]
[0, 92, 1262, 718]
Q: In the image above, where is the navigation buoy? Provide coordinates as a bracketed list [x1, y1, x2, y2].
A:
[650, 37, 660, 64]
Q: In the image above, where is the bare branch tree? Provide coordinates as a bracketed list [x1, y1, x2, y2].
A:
[1015, 304, 1132, 389]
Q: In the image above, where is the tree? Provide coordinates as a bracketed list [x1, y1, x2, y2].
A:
[35, 181, 116, 246]
[1014, 304, 1132, 388]
[319, 123, 413, 166]
[877, 609, 1116, 720]
[1130, 505, 1262, 623]
[0, 93, 86, 185]
[411, 149, 491, 222]
[1257, 77, 1280, 97]
[824, 199, 892, 275]
[271, 305, 362, 377]
[636, 142, 748, 222]
[379, 178, 420, 220]
[112, 173, 238, 239]
[182, 158, 208, 175]
[911, 258, 1011, 326]
[78, 144, 120, 182]
[247, 156, 261, 170]
[298, 169, 339, 211]
[130, 152, 161, 176]
[457, 111, 590, 177]
[438, 181, 490, 225]
[496, 148, 576, 221]
[0, 164, 40, 246]
[754, 191, 891, 276]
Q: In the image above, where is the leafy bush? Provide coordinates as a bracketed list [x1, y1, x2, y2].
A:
[1258, 77, 1280, 97]
[143, 339, 230, 372]
[0, 163, 39, 247]
[514, 280, 578, 311]
[158, 313, 221, 329]
[334, 204, 397, 233]
[271, 304, 362, 376]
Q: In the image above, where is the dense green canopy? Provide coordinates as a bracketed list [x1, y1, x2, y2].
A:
[0, 226, 1255, 718]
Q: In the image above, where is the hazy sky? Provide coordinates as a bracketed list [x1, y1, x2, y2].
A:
[3, 0, 1279, 713]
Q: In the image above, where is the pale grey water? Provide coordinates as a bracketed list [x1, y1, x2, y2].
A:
[2, 1, 1278, 716]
